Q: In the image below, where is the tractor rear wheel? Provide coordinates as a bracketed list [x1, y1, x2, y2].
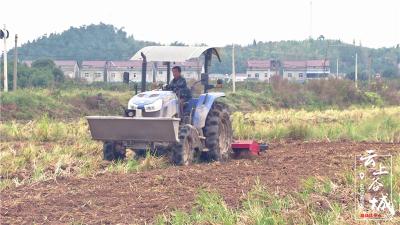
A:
[204, 102, 233, 161]
[103, 141, 126, 161]
[171, 124, 200, 165]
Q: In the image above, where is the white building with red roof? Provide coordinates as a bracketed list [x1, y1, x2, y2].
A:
[80, 61, 108, 83]
[108, 60, 153, 83]
[282, 60, 330, 81]
[80, 60, 200, 83]
[80, 60, 154, 83]
[246, 60, 276, 82]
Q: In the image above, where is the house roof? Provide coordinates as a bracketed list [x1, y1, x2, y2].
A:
[110, 60, 142, 68]
[247, 60, 271, 69]
[307, 59, 330, 67]
[282, 61, 307, 69]
[283, 60, 329, 69]
[54, 60, 77, 67]
[81, 61, 107, 68]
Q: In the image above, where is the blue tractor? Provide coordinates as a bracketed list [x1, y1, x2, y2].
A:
[86, 46, 233, 165]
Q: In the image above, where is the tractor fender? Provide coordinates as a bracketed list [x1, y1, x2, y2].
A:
[192, 92, 225, 129]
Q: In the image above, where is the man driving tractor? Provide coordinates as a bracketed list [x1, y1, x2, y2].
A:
[165, 66, 191, 99]
[165, 66, 192, 116]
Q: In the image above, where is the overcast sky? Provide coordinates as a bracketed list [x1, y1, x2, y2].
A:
[1, 0, 399, 48]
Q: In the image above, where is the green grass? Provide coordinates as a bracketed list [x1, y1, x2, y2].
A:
[155, 177, 346, 225]
[1, 80, 399, 121]
[156, 162, 400, 225]
[0, 87, 132, 120]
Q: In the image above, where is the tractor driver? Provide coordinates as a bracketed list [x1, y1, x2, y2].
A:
[165, 66, 192, 101]
[165, 66, 192, 117]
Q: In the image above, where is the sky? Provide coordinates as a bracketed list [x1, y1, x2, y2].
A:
[1, 0, 399, 48]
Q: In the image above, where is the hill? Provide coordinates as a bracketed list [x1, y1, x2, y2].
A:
[16, 23, 157, 62]
[12, 23, 400, 78]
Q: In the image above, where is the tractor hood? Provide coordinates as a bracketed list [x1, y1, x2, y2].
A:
[128, 90, 176, 109]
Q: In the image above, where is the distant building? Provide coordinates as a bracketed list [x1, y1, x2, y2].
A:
[54, 60, 79, 79]
[108, 60, 153, 83]
[80, 60, 154, 83]
[246, 60, 276, 82]
[80, 61, 107, 83]
[79, 60, 200, 83]
[209, 73, 229, 81]
[282, 60, 330, 82]
[234, 73, 248, 82]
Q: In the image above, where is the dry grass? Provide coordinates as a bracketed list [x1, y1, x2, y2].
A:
[1, 107, 399, 192]
[233, 106, 400, 142]
[0, 117, 166, 190]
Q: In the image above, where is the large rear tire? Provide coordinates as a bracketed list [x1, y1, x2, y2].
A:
[103, 141, 126, 161]
[204, 102, 233, 161]
[171, 124, 200, 165]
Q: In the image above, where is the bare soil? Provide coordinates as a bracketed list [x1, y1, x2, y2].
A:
[1, 141, 399, 224]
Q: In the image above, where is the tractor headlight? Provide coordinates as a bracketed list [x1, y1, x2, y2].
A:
[144, 99, 163, 112]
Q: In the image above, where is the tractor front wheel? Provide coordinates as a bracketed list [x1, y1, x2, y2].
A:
[171, 124, 200, 165]
[103, 141, 126, 161]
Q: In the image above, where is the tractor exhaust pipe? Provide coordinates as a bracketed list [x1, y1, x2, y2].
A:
[141, 52, 147, 92]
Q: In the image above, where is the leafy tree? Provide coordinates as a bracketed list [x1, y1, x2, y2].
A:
[15, 23, 157, 62]
[0, 59, 65, 89]
[170, 41, 187, 46]
[32, 59, 56, 69]
[31, 68, 53, 87]
[52, 67, 64, 83]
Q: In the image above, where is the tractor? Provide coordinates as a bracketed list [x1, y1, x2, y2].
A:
[86, 46, 233, 165]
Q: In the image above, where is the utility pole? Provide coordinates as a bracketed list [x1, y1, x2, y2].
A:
[152, 62, 156, 83]
[336, 58, 339, 78]
[309, 1, 313, 39]
[3, 24, 8, 92]
[13, 34, 18, 91]
[232, 44, 236, 93]
[355, 53, 358, 89]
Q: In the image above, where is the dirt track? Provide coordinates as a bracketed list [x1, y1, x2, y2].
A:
[1, 141, 399, 224]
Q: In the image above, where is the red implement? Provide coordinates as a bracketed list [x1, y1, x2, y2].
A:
[231, 140, 268, 158]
